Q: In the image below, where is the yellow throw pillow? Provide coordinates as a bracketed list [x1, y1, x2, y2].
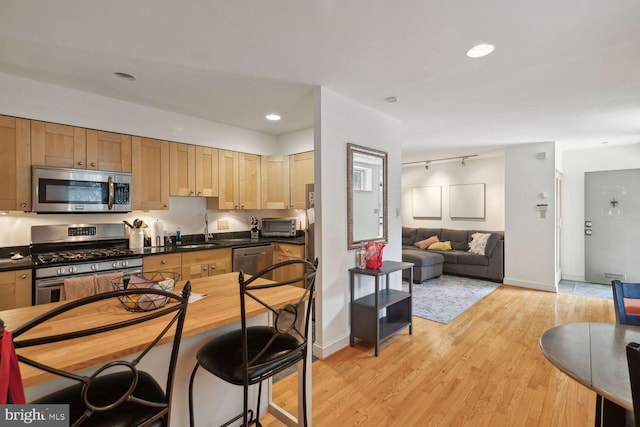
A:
[428, 241, 452, 251]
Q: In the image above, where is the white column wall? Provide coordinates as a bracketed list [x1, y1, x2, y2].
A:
[313, 87, 402, 358]
[504, 142, 557, 291]
[560, 143, 640, 281]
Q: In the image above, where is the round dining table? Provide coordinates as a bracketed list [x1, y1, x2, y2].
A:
[539, 322, 640, 426]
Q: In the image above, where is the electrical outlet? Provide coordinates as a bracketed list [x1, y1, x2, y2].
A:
[217, 219, 229, 230]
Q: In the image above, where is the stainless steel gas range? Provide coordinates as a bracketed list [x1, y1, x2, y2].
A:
[31, 223, 143, 305]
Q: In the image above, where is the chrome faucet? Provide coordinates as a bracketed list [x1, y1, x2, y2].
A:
[204, 213, 209, 242]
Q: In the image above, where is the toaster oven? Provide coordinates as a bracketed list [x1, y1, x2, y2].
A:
[261, 218, 297, 237]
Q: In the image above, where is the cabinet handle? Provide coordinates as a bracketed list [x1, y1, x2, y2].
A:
[90, 162, 96, 167]
[77, 161, 83, 166]
[197, 191, 202, 196]
[211, 265, 216, 269]
[163, 204, 168, 208]
[190, 191, 194, 195]
[161, 260, 167, 264]
[235, 205, 239, 209]
[21, 274, 27, 279]
[202, 267, 208, 271]
[20, 202, 26, 208]
[241, 204, 245, 209]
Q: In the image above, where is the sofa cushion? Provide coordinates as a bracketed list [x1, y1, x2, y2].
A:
[455, 251, 490, 266]
[416, 228, 442, 242]
[430, 250, 458, 263]
[414, 235, 439, 250]
[468, 232, 491, 255]
[441, 229, 469, 251]
[402, 227, 418, 246]
[402, 249, 444, 267]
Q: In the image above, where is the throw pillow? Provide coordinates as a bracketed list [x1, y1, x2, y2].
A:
[428, 241, 452, 251]
[468, 232, 491, 255]
[414, 235, 439, 250]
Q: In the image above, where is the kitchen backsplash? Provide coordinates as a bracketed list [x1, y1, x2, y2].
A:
[0, 196, 306, 247]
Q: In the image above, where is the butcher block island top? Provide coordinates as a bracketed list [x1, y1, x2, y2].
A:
[1, 272, 307, 387]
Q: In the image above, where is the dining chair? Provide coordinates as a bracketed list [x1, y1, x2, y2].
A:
[612, 280, 640, 326]
[188, 258, 318, 427]
[11, 280, 191, 427]
[626, 342, 640, 426]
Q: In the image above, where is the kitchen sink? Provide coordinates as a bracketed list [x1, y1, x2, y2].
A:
[177, 242, 225, 249]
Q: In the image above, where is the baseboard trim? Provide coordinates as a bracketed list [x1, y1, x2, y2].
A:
[561, 274, 585, 282]
[312, 336, 350, 359]
[503, 277, 557, 293]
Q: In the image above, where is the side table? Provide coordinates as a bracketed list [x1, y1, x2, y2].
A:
[349, 260, 414, 356]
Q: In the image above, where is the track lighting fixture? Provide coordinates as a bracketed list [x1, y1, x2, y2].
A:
[402, 154, 477, 167]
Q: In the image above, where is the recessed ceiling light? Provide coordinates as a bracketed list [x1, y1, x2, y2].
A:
[265, 114, 281, 121]
[385, 96, 399, 103]
[466, 43, 495, 58]
[601, 141, 609, 145]
[113, 72, 136, 82]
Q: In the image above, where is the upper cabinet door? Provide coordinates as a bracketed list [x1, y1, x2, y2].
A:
[218, 150, 239, 209]
[195, 146, 219, 197]
[260, 155, 290, 209]
[31, 121, 86, 168]
[170, 142, 196, 196]
[86, 129, 132, 172]
[290, 151, 314, 209]
[132, 137, 170, 210]
[238, 153, 260, 210]
[0, 115, 31, 211]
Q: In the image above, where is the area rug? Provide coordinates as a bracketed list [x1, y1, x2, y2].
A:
[403, 275, 501, 324]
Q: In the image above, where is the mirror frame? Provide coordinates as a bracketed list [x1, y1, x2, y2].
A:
[347, 143, 388, 249]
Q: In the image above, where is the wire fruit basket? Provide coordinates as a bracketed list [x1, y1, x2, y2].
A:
[112, 271, 179, 312]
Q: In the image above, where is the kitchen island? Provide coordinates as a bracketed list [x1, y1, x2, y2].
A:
[0, 272, 311, 426]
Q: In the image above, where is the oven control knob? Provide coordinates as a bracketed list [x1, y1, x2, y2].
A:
[91, 264, 99, 271]
[57, 268, 64, 275]
[112, 262, 118, 268]
[69, 266, 77, 273]
[122, 260, 129, 267]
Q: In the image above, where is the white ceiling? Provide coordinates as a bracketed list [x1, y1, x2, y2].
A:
[1, 1, 639, 161]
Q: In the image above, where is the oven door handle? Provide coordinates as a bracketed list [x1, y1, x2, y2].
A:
[108, 176, 115, 210]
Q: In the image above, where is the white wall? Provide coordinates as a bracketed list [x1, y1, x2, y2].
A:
[0, 72, 278, 154]
[560, 143, 640, 281]
[314, 87, 402, 358]
[504, 142, 557, 291]
[401, 155, 505, 231]
[276, 127, 313, 154]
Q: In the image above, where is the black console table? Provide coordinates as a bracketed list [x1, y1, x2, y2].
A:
[349, 261, 414, 356]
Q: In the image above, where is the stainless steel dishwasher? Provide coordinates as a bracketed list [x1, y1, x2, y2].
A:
[232, 245, 274, 278]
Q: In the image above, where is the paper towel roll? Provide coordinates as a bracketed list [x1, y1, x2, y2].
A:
[150, 220, 164, 247]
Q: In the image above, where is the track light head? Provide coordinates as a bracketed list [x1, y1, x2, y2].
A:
[424, 161, 431, 170]
[461, 157, 466, 166]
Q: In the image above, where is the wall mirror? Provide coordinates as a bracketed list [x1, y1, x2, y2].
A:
[347, 143, 388, 249]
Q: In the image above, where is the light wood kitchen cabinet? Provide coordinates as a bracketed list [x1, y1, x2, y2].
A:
[86, 129, 132, 172]
[0, 269, 32, 310]
[273, 243, 305, 286]
[132, 137, 170, 210]
[214, 150, 260, 209]
[260, 155, 290, 209]
[142, 253, 182, 276]
[0, 115, 31, 211]
[195, 146, 219, 197]
[170, 142, 196, 196]
[170, 143, 219, 198]
[181, 248, 232, 280]
[31, 120, 87, 169]
[289, 151, 314, 209]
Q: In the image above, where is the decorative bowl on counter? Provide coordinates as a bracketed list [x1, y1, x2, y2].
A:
[112, 271, 178, 312]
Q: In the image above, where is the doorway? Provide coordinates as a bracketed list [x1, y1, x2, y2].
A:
[584, 168, 640, 284]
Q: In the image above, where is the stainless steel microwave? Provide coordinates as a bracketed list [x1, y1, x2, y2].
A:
[261, 217, 297, 237]
[32, 166, 132, 213]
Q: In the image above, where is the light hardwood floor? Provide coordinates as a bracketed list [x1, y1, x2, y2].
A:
[263, 284, 615, 426]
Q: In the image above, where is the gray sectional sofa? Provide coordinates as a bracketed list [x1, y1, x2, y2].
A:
[402, 227, 504, 283]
